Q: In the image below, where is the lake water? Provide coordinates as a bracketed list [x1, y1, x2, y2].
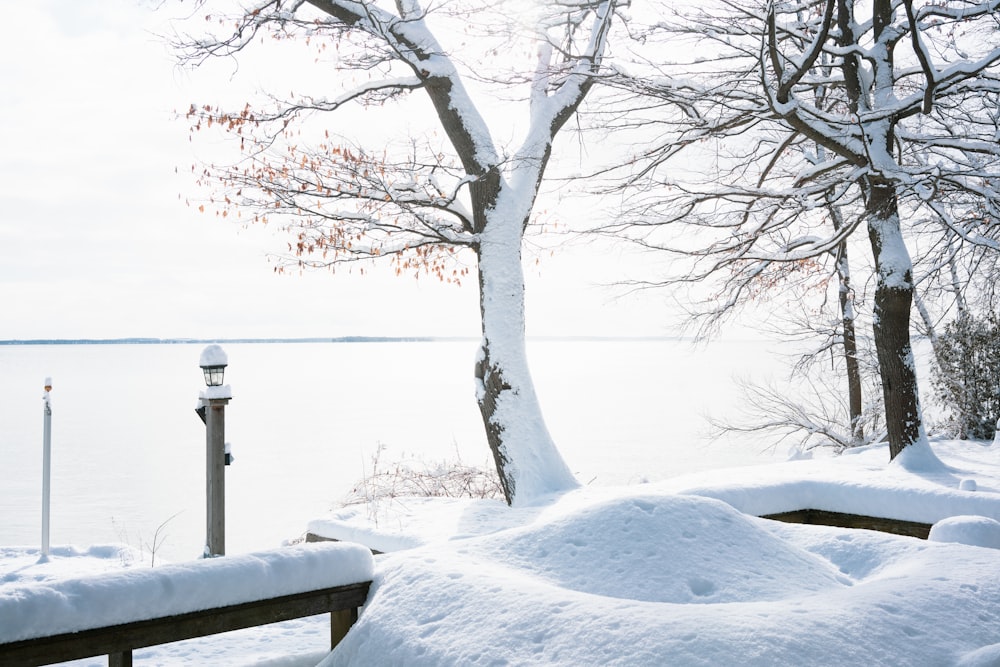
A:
[0, 339, 787, 563]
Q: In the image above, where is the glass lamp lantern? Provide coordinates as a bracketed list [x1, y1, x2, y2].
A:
[199, 345, 228, 387]
[201, 364, 226, 387]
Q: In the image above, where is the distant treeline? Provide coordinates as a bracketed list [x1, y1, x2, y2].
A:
[0, 337, 442, 346]
[0, 336, 674, 346]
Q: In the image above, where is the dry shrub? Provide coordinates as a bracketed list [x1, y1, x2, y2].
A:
[339, 443, 504, 522]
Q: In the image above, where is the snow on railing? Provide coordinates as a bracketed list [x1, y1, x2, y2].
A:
[0, 542, 374, 644]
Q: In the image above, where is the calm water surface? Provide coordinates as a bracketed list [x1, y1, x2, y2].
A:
[0, 340, 785, 563]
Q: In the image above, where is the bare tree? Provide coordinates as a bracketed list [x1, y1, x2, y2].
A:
[714, 251, 885, 453]
[174, 0, 622, 504]
[710, 370, 884, 455]
[599, 0, 1000, 461]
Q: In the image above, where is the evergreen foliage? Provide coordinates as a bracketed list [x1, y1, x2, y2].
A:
[932, 312, 1000, 440]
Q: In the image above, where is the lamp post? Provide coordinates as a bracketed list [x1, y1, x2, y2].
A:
[199, 345, 231, 557]
[41, 377, 53, 561]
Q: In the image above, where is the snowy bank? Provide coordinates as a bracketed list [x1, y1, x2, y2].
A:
[305, 439, 1000, 666]
[309, 439, 1000, 550]
[666, 440, 1000, 524]
[319, 491, 1000, 666]
[0, 542, 373, 644]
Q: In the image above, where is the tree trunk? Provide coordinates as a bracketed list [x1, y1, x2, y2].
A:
[839, 252, 864, 444]
[830, 204, 864, 444]
[473, 215, 578, 505]
[865, 178, 925, 459]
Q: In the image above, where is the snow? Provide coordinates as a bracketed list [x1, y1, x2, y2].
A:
[475, 214, 580, 504]
[201, 384, 234, 400]
[929, 515, 1000, 549]
[4, 438, 1000, 665]
[199, 344, 228, 368]
[312, 438, 1000, 666]
[0, 542, 373, 643]
[870, 213, 914, 290]
[317, 489, 1000, 665]
[312, 439, 1000, 548]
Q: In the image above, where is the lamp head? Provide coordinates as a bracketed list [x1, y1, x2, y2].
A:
[199, 345, 228, 387]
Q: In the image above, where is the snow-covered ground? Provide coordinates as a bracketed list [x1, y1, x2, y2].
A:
[3, 437, 1000, 665]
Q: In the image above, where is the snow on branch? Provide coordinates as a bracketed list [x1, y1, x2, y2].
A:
[346, 0, 504, 174]
[183, 0, 503, 175]
[773, 0, 836, 103]
[915, 0, 1000, 22]
[902, 0, 938, 114]
[527, 0, 616, 139]
[504, 0, 617, 197]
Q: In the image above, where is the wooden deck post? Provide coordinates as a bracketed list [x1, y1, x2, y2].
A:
[331, 607, 359, 648]
[108, 650, 132, 667]
[205, 398, 229, 557]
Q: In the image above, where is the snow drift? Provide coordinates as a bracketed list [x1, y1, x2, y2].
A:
[321, 492, 1000, 666]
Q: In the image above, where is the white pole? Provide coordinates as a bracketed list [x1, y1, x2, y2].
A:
[41, 377, 53, 559]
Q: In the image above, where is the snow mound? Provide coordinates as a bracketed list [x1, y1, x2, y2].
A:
[957, 643, 1000, 667]
[323, 489, 1000, 666]
[928, 515, 1000, 550]
[461, 494, 851, 603]
[890, 438, 948, 472]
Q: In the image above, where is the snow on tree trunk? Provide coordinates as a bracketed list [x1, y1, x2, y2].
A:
[866, 178, 926, 459]
[474, 200, 578, 506]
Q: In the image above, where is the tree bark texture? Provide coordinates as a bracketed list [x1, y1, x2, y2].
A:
[831, 205, 864, 444]
[475, 337, 515, 504]
[839, 258, 864, 443]
[865, 178, 924, 459]
[842, 305, 864, 444]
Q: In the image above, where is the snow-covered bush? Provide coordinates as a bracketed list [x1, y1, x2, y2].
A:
[340, 445, 504, 522]
[932, 312, 1000, 440]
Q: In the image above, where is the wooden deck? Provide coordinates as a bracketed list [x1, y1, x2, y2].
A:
[0, 581, 371, 667]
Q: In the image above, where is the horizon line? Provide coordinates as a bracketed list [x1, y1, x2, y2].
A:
[0, 335, 684, 346]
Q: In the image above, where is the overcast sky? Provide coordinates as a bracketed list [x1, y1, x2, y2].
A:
[0, 0, 670, 340]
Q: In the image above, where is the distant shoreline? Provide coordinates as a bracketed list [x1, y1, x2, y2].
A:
[0, 335, 681, 346]
[0, 337, 444, 346]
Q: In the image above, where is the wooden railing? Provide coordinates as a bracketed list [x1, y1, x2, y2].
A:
[0, 580, 371, 667]
[761, 508, 932, 538]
